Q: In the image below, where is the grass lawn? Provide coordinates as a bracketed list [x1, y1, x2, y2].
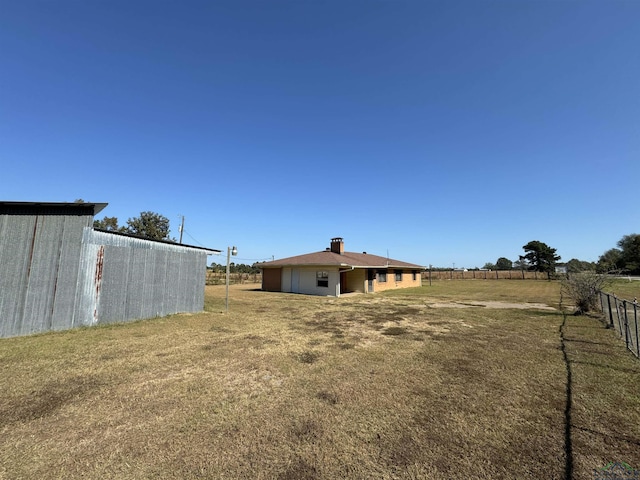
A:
[1, 280, 639, 479]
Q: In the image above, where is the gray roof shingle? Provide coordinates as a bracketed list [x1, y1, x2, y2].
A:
[258, 250, 423, 269]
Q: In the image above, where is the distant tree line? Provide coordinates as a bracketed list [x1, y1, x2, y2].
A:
[481, 240, 562, 274]
[478, 233, 640, 275]
[209, 263, 261, 274]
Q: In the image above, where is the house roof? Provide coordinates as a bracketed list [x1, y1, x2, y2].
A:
[257, 250, 424, 270]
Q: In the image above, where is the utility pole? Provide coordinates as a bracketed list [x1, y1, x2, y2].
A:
[226, 246, 238, 312]
[178, 215, 184, 244]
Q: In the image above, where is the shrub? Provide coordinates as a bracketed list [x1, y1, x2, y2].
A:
[561, 272, 611, 315]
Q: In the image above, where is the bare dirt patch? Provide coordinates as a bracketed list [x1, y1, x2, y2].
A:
[428, 300, 556, 310]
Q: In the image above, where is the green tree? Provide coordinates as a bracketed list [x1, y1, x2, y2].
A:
[482, 262, 496, 270]
[566, 258, 596, 273]
[522, 241, 561, 273]
[125, 211, 173, 241]
[617, 234, 640, 274]
[514, 256, 528, 271]
[93, 216, 122, 232]
[495, 257, 513, 270]
[596, 248, 623, 273]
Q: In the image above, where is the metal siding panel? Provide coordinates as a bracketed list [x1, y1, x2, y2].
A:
[194, 252, 207, 310]
[166, 251, 181, 314]
[20, 215, 65, 335]
[50, 216, 86, 331]
[177, 253, 189, 312]
[97, 245, 131, 324]
[190, 253, 203, 311]
[152, 250, 169, 316]
[73, 237, 100, 328]
[0, 215, 35, 337]
[181, 252, 196, 312]
[141, 249, 156, 319]
[124, 248, 146, 322]
[172, 252, 186, 313]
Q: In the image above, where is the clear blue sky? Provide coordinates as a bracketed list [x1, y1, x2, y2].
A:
[1, 1, 638, 268]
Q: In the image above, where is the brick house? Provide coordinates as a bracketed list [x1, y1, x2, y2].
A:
[259, 238, 424, 296]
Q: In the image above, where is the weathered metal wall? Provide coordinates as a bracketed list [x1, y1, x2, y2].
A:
[0, 213, 91, 337]
[1, 216, 210, 338]
[78, 229, 208, 326]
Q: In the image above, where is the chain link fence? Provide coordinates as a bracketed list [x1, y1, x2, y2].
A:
[599, 292, 639, 359]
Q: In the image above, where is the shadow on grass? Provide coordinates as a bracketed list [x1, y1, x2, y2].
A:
[563, 337, 610, 346]
[0, 375, 105, 428]
[559, 312, 574, 480]
[570, 360, 640, 375]
[572, 424, 640, 447]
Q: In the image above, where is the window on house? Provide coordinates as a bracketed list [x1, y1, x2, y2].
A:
[412, 271, 418, 281]
[377, 270, 387, 283]
[316, 271, 329, 287]
[395, 270, 403, 282]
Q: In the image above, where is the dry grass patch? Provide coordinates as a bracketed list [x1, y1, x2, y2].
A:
[1, 281, 639, 479]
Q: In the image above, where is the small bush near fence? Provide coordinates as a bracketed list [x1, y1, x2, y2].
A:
[599, 292, 640, 359]
[206, 272, 262, 285]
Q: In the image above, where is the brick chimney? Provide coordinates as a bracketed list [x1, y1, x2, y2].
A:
[330, 237, 344, 254]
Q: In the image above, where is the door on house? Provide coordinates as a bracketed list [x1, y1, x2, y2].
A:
[340, 271, 347, 294]
[367, 269, 375, 293]
[291, 269, 300, 293]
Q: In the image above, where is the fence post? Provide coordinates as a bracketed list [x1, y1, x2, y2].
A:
[623, 300, 630, 351]
[634, 301, 639, 358]
[606, 294, 614, 328]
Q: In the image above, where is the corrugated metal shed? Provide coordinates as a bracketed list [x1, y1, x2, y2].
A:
[0, 202, 219, 338]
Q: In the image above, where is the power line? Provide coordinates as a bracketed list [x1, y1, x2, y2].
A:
[182, 229, 205, 247]
[211, 256, 271, 263]
[181, 228, 271, 263]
